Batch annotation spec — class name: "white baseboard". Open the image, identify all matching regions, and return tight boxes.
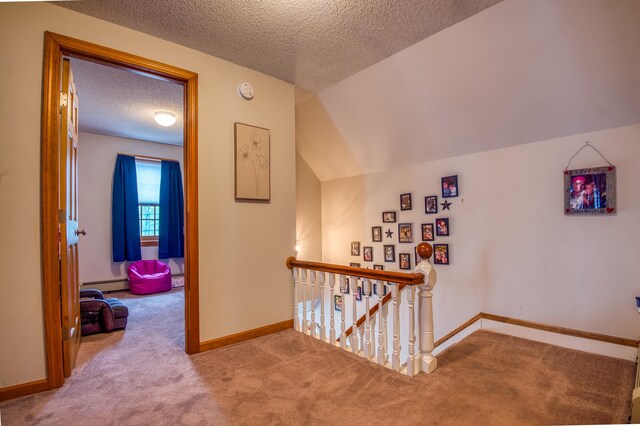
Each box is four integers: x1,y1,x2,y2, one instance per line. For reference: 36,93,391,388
480,318,638,361
434,321,482,356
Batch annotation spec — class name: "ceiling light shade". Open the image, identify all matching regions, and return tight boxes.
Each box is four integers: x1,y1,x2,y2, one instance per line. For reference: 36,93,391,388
154,111,176,127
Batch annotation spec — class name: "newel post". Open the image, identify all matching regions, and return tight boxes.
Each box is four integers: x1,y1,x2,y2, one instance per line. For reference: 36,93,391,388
414,243,438,374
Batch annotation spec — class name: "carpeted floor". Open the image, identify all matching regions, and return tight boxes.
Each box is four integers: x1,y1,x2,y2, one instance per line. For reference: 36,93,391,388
0,288,634,425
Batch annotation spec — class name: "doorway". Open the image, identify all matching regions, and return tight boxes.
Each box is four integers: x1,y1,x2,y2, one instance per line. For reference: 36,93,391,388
41,32,200,389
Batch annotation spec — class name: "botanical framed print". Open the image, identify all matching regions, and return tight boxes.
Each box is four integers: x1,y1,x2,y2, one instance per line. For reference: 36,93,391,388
234,122,270,201
398,223,413,243
436,218,449,236
441,175,458,198
373,264,384,271
372,226,382,242
334,295,343,311
349,262,361,268
351,241,361,256
421,223,434,241
400,193,412,211
433,244,449,265
564,166,616,215
382,211,397,223
363,246,373,262
384,245,395,262
425,196,438,214
399,253,411,270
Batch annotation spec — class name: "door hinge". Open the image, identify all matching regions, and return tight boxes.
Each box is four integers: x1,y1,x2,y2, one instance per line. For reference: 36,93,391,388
58,209,65,224
60,92,68,108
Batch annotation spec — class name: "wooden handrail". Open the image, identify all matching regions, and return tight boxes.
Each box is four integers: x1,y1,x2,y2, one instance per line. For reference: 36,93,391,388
285,257,425,286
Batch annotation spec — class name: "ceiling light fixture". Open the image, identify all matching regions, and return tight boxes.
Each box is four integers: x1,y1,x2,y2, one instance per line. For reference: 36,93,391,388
154,111,176,127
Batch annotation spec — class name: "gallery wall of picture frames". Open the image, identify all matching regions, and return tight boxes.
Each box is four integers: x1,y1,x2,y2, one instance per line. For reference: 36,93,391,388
349,174,458,269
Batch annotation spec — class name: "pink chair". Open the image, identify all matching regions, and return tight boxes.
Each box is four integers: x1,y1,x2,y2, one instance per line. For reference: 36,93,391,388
128,260,172,295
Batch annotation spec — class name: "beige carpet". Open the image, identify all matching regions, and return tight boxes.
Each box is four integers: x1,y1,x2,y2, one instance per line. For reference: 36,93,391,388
0,289,634,425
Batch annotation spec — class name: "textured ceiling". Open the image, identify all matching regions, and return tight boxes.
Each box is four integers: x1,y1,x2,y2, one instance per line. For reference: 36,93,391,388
56,0,502,102
297,0,640,181
70,58,184,145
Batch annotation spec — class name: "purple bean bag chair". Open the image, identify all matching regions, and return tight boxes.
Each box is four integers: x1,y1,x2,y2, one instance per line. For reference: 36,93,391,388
128,260,172,295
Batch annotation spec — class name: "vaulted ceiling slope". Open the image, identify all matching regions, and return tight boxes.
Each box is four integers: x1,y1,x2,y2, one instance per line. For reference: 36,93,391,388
296,0,640,181
56,0,501,102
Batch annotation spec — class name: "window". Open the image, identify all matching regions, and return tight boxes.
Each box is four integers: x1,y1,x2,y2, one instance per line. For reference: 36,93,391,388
136,160,161,245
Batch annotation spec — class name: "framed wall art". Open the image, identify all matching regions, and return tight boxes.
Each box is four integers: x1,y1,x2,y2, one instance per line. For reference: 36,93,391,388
400,193,412,211
351,241,361,256
372,226,382,242
355,285,363,301
373,264,384,271
425,195,438,214
441,175,458,198
334,295,343,311
434,244,449,265
384,245,395,262
382,211,397,223
363,246,373,262
373,283,388,296
436,218,449,236
399,253,411,270
398,223,413,243
421,223,434,241
349,262,361,268
234,122,270,201
564,166,616,215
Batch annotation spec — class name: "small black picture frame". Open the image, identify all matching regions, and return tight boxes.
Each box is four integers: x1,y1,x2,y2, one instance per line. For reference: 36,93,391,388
372,226,382,242
398,223,413,243
421,223,434,241
425,196,438,214
363,246,373,262
355,285,363,301
343,277,351,294
373,264,384,271
400,193,412,211
351,241,360,256
349,262,361,268
373,283,388,296
441,175,458,198
382,211,397,223
399,253,411,270
435,218,449,236
433,244,449,265
334,295,343,311
383,245,395,262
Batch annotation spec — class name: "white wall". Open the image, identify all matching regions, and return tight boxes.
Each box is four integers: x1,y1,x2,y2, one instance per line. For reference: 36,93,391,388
295,152,322,261
0,3,295,387
321,124,640,342
78,132,184,284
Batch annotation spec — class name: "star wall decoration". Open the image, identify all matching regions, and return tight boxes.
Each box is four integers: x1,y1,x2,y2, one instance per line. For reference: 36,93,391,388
385,229,394,238
440,200,452,211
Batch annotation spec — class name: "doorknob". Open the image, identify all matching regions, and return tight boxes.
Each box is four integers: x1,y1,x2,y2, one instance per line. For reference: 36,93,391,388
75,228,87,236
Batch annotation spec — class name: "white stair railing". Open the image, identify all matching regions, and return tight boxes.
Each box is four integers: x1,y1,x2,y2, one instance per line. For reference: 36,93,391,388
285,243,438,377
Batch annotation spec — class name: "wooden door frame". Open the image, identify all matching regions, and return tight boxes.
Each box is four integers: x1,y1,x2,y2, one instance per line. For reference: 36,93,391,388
41,31,200,389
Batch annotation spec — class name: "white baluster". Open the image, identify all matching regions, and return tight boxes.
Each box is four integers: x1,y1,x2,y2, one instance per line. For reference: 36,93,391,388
301,269,308,333
382,297,389,365
329,273,336,343
319,272,326,342
407,285,417,376
368,311,377,360
350,276,358,354
339,275,347,350
292,268,300,331
392,283,402,371
310,270,316,338
377,281,386,365
363,278,371,359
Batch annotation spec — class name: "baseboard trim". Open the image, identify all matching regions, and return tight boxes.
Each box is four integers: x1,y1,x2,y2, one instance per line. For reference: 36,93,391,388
435,312,639,358
0,379,49,402
480,312,638,347
199,319,294,352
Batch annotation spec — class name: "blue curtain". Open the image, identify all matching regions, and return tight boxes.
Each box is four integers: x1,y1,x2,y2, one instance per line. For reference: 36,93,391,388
159,160,184,259
112,154,142,262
